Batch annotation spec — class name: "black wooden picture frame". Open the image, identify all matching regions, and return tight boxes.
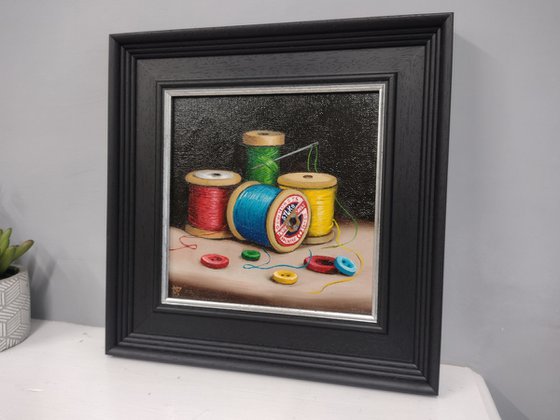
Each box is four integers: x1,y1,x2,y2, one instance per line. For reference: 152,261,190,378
106,13,453,395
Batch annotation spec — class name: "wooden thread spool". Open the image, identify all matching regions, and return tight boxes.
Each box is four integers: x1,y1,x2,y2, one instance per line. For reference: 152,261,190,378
277,172,338,245
226,181,310,253
243,130,285,185
184,170,242,239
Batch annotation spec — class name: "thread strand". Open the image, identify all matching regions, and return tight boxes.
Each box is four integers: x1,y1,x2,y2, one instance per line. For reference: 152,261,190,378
310,220,363,294
169,236,198,251
242,248,312,270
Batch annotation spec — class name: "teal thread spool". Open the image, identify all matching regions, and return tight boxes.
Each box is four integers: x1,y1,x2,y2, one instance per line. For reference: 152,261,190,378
243,130,285,185
226,181,310,253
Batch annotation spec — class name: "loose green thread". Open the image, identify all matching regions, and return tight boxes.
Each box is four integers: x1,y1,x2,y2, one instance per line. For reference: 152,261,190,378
242,247,312,270
306,144,359,247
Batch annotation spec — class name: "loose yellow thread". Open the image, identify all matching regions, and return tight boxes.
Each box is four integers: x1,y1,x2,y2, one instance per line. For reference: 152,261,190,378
309,219,364,294
304,143,364,293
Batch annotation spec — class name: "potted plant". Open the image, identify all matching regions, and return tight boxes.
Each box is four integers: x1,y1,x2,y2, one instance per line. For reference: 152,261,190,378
0,228,33,351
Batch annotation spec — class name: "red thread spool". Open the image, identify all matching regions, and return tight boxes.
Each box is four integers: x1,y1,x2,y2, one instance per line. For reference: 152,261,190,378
184,170,242,239
188,185,230,231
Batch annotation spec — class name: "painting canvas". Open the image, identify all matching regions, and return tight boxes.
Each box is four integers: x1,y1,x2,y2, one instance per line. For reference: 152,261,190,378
162,83,384,322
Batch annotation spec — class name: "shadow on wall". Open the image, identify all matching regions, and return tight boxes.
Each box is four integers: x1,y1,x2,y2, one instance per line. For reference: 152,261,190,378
0,188,56,319
26,247,57,319
486,382,530,420
442,34,515,419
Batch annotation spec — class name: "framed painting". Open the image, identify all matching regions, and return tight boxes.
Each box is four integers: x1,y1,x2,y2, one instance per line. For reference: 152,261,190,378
106,13,453,394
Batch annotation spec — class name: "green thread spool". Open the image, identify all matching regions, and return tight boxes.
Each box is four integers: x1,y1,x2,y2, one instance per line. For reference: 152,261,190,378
243,130,285,185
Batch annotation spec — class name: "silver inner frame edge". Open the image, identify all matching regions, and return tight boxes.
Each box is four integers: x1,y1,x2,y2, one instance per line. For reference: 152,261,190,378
161,83,386,324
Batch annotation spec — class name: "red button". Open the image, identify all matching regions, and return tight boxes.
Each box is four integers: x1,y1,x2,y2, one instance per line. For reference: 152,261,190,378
304,256,338,274
200,254,229,269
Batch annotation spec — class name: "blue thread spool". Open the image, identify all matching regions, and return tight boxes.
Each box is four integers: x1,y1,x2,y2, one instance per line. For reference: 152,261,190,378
226,181,311,253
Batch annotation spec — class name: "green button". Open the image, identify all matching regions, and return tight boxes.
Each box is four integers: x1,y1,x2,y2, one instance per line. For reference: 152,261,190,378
241,249,261,261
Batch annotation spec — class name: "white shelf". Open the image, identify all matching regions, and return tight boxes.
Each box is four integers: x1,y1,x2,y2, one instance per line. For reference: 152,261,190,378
0,320,500,420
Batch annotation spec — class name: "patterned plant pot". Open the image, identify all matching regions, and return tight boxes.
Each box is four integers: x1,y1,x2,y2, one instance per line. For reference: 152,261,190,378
0,266,31,351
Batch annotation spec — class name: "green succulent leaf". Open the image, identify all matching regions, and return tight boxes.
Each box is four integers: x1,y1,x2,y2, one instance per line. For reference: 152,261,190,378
0,246,16,274
0,236,9,258
14,240,34,260
0,228,12,243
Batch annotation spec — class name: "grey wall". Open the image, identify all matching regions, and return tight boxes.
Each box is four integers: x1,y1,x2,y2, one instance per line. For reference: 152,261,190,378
1,1,558,419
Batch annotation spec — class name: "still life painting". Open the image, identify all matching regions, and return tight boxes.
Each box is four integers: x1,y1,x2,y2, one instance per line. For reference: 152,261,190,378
163,83,385,322
108,13,453,393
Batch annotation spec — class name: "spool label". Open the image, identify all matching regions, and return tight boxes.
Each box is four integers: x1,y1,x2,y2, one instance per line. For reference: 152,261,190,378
273,194,309,246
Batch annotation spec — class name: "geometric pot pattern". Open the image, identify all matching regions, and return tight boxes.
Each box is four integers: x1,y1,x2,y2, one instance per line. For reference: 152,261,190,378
0,267,30,352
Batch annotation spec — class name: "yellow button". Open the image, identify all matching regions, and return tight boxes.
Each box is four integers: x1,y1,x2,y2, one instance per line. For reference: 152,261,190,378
272,270,298,285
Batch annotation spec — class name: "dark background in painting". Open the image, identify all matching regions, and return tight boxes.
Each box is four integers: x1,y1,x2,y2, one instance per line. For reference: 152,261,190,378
170,92,379,228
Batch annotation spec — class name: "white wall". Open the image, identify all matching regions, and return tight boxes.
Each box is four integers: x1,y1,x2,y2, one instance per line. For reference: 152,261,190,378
1,1,559,419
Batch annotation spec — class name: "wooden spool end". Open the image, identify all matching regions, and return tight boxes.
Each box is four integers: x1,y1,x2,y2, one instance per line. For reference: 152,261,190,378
277,172,338,189
184,224,233,239
266,188,310,253
243,130,285,146
185,170,242,187
303,230,335,245
278,172,337,244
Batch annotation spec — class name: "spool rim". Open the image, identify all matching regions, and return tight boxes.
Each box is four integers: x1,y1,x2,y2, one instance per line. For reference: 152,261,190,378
266,188,310,253
185,170,242,187
277,172,337,189
226,181,260,241
184,224,233,240
243,130,285,146
303,230,335,245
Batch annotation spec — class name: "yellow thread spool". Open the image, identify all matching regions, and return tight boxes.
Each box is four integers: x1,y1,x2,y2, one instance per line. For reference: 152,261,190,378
277,172,337,245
